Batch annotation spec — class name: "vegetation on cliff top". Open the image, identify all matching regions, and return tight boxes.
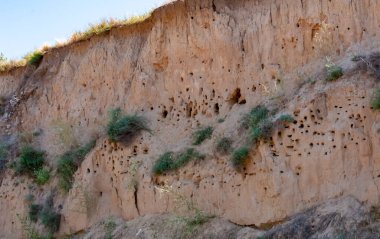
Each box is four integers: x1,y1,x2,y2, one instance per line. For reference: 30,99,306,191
0,12,152,73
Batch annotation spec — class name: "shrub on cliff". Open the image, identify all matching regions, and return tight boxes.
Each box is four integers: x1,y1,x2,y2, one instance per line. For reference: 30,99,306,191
192,126,213,145
24,49,45,66
371,89,380,110
243,106,273,143
0,142,8,171
57,140,96,192
28,203,42,222
153,148,205,175
231,147,250,171
17,146,45,176
107,108,149,143
325,61,343,81
34,168,51,185
216,137,233,155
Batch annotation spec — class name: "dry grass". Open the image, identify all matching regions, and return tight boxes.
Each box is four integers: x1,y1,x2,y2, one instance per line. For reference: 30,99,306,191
0,12,152,73
69,13,151,43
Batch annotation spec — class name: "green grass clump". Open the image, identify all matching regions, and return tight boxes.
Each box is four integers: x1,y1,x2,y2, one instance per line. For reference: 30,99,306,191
278,114,294,123
27,196,61,233
243,105,269,127
57,140,96,192
243,106,273,143
0,142,8,170
371,89,380,110
107,108,149,143
34,168,51,185
39,207,60,233
216,137,233,155
0,96,6,115
24,50,44,66
325,63,343,81
104,218,117,239
192,126,213,145
18,146,45,176
231,147,250,170
152,152,174,175
153,149,205,175
28,204,42,222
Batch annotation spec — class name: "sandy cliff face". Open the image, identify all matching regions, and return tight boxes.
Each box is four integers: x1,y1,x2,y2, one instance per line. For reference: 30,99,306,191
0,0,380,238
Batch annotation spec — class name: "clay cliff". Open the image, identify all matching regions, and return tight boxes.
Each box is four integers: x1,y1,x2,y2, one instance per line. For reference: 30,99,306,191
1,0,380,238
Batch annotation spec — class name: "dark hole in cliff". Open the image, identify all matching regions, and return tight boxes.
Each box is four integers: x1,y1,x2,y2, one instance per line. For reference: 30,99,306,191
214,103,219,114
229,88,241,104
239,99,246,105
162,110,168,118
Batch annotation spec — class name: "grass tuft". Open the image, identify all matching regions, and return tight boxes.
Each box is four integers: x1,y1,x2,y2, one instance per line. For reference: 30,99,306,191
325,61,343,81
57,140,96,192
34,168,51,185
24,50,44,66
28,204,42,222
69,13,151,43
243,106,273,143
39,208,60,233
231,147,250,171
216,137,233,155
0,12,152,73
371,88,380,110
192,126,213,145
104,218,117,239
17,146,45,176
278,114,294,123
107,108,149,143
153,148,205,175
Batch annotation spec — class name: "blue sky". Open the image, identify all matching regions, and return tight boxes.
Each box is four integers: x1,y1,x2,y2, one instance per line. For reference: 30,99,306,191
0,0,167,60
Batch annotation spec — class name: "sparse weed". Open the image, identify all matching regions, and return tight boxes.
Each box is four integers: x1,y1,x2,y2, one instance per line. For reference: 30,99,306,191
107,108,149,143
231,147,250,171
0,96,6,115
0,142,8,170
156,184,213,239
52,121,77,150
104,218,117,239
215,137,233,155
18,213,53,239
39,195,61,233
192,126,213,145
57,140,96,191
371,88,380,110
353,52,380,81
